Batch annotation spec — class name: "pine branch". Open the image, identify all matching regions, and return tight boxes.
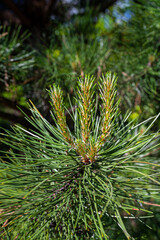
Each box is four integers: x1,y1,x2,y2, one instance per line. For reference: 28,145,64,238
0,72,159,240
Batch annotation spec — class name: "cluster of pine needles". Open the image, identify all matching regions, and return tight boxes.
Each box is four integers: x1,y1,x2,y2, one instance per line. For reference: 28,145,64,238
0,72,160,239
